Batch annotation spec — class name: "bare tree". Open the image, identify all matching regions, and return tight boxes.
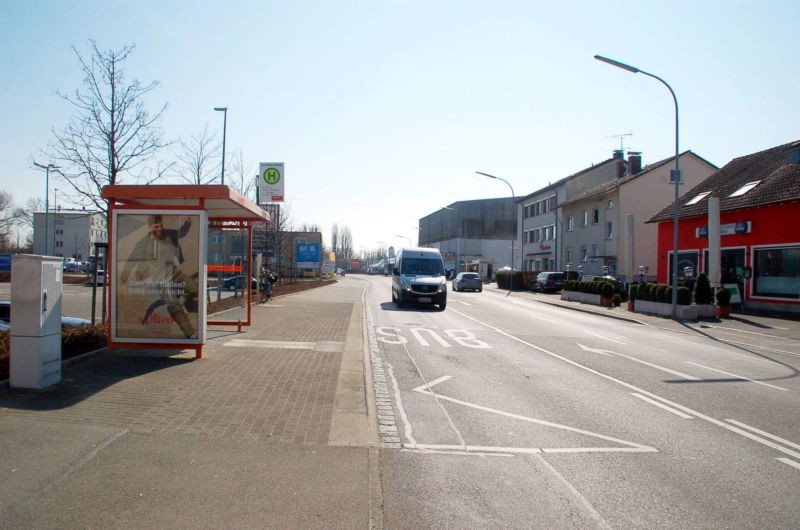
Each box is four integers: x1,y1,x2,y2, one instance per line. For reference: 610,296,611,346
297,223,321,233
172,125,219,185
0,191,28,250
339,225,353,267
228,149,256,201
41,40,168,214
330,223,339,257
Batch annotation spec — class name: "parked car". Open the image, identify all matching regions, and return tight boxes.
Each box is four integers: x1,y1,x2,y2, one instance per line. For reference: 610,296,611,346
0,300,92,329
532,271,565,293
452,272,483,292
222,275,258,291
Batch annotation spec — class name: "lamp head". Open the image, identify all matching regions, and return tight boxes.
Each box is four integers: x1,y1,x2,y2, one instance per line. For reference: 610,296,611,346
214,107,228,112
594,55,639,74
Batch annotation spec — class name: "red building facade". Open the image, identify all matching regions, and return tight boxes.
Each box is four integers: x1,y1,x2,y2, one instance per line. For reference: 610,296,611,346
649,140,800,313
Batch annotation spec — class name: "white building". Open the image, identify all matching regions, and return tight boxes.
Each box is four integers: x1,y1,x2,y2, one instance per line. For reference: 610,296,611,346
33,210,107,262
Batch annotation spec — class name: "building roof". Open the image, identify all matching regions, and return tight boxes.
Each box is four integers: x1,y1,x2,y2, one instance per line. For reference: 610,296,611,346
647,140,800,223
559,151,717,208
516,156,621,203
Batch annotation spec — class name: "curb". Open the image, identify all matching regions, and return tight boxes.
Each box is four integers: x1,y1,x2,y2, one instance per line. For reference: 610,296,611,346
535,299,647,325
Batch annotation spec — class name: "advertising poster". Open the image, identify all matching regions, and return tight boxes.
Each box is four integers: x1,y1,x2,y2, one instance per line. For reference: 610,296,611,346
296,242,321,269
112,210,207,343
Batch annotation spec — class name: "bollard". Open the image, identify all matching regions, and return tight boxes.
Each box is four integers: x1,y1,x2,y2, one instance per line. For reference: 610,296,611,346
237,319,242,333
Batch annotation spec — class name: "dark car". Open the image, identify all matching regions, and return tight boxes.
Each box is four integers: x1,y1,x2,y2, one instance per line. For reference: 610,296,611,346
533,271,565,293
452,272,483,292
222,275,258,291
0,300,92,329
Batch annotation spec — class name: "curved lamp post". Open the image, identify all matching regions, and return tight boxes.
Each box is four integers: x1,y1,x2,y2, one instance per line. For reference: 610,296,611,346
476,171,516,294
594,54,680,319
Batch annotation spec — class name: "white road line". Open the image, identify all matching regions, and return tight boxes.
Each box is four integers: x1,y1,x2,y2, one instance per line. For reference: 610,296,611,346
707,324,789,333
415,389,655,452
406,443,655,455
687,362,790,391
386,361,417,446
631,393,694,419
776,458,800,471
582,328,627,345
412,375,452,393
450,307,800,461
725,420,800,451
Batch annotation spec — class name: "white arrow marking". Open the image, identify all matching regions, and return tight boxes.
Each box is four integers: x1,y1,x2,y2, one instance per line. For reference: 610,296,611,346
577,343,613,356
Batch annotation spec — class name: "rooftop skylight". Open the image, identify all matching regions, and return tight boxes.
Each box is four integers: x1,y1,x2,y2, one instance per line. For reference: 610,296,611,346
686,191,711,205
729,180,762,197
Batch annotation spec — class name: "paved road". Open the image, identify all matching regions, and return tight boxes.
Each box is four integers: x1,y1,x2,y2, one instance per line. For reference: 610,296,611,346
356,275,800,529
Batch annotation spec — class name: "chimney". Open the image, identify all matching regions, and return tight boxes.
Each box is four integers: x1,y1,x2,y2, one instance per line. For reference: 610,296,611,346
627,151,642,174
616,158,626,179
612,149,624,160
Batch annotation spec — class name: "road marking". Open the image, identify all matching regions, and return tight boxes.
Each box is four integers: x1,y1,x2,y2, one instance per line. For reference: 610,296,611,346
776,458,800,471
402,447,515,457
724,420,800,451
413,375,452,393
405,444,655,455
450,307,800,461
577,343,702,381
413,387,656,452
630,393,693,419
386,361,417,446
576,343,612,356
707,324,789,333
687,362,790,391
582,328,626,345
410,328,451,347
452,300,472,306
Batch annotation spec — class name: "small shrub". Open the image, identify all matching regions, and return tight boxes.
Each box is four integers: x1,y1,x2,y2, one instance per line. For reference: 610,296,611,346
655,284,668,303
694,273,713,304
601,282,614,299
612,293,621,306
677,286,691,305
628,283,638,302
664,285,673,304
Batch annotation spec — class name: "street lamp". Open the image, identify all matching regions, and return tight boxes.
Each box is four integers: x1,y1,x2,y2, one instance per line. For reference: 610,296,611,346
394,234,412,247
594,54,681,319
33,162,60,256
214,107,228,185
476,171,516,294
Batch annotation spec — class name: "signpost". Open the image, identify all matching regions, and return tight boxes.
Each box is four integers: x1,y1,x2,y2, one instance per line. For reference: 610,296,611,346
258,163,285,203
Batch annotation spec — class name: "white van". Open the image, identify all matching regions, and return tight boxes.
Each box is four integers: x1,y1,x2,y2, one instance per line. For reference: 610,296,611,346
391,247,447,310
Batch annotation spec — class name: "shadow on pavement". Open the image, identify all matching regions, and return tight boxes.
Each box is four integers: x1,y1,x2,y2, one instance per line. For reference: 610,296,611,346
0,349,194,412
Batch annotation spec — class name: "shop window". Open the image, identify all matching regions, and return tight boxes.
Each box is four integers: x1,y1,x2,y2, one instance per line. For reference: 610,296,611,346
753,246,800,299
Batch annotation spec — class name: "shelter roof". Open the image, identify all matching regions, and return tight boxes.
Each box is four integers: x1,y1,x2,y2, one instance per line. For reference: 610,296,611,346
101,185,269,221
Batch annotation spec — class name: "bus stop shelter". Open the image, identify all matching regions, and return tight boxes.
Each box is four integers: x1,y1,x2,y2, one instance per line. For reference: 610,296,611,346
101,185,270,358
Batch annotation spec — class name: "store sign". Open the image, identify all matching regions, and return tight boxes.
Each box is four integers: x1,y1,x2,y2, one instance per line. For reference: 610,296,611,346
696,221,751,238
258,162,285,203
111,210,207,344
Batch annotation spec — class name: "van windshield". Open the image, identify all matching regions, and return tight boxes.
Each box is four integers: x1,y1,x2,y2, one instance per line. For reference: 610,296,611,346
401,258,444,276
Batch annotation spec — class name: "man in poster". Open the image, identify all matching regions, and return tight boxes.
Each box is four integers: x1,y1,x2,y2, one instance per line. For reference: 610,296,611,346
116,213,200,340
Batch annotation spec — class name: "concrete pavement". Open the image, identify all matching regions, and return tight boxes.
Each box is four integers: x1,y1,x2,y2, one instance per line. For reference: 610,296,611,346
1,280,381,529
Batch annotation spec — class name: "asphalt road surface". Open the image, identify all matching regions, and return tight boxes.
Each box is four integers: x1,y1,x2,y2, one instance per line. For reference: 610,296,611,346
353,275,800,529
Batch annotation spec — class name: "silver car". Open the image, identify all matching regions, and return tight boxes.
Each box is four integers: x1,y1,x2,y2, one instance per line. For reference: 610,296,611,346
452,272,482,292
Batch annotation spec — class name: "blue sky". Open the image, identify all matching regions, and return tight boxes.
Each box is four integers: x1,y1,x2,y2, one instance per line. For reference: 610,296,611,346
2,1,798,252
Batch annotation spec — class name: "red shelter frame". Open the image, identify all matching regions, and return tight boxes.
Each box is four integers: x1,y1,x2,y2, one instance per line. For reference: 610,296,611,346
101,185,270,358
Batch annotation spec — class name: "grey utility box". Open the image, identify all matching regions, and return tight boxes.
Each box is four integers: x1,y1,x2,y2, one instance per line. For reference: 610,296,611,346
11,254,64,389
